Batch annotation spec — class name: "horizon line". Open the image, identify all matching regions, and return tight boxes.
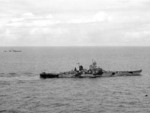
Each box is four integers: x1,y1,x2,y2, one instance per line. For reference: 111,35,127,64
0,45,150,47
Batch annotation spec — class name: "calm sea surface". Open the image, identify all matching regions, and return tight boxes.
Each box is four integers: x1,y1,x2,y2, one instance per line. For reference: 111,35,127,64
0,46,150,113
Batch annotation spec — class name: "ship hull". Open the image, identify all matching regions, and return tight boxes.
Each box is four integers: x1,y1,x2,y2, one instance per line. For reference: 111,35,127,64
40,70,142,79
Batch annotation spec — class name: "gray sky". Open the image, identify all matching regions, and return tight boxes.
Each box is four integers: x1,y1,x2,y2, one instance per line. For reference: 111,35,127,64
0,0,150,46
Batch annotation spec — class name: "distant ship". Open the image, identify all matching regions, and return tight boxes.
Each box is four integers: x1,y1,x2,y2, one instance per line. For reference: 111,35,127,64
40,61,142,79
4,50,22,52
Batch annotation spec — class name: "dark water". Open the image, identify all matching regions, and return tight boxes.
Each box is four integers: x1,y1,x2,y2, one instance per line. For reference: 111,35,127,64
0,47,150,113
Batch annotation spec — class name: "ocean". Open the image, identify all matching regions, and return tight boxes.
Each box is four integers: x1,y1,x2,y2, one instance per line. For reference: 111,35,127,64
0,46,150,113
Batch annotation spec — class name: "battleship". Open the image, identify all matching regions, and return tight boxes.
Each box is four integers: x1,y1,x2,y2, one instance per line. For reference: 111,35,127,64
40,61,142,79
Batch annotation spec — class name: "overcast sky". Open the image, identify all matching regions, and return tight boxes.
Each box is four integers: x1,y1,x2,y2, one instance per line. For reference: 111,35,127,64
0,0,150,46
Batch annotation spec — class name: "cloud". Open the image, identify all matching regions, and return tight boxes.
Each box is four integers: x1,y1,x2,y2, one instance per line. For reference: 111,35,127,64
5,12,57,27
124,30,150,42
1,10,150,46
1,0,150,46
3,11,110,29
67,11,111,24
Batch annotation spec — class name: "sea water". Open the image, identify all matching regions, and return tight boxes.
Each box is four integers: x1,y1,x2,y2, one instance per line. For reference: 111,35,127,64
0,46,150,113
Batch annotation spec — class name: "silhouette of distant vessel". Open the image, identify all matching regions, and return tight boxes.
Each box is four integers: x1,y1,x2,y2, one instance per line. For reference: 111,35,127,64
40,61,142,79
4,50,22,52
